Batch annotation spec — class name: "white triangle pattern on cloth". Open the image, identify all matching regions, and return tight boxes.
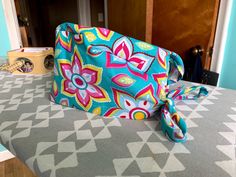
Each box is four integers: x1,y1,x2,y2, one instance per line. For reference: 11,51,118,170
215,101,236,177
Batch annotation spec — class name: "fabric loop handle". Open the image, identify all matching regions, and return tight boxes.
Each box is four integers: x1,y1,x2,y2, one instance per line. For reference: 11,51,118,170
160,98,187,142
167,85,208,100
160,86,208,142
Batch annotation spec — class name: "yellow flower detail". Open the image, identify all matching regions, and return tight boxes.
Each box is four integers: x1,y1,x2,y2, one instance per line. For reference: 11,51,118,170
85,32,97,42
93,107,101,115
136,42,153,50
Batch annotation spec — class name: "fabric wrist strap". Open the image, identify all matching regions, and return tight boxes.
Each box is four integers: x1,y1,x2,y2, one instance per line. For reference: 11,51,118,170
160,86,208,142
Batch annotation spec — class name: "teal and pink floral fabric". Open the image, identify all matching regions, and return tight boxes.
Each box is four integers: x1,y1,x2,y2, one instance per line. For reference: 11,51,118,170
50,23,207,142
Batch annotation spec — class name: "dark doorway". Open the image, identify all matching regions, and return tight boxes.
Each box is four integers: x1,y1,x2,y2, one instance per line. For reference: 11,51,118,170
15,0,79,47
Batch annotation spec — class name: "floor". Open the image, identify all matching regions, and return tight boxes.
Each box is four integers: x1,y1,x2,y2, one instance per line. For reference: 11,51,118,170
0,158,36,177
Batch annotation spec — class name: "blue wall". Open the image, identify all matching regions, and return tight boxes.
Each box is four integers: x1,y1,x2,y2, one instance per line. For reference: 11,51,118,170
0,144,6,152
219,1,236,90
0,1,11,57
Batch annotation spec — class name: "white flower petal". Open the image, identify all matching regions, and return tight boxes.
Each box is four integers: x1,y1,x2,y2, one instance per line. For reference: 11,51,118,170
82,73,92,83
79,89,88,99
73,62,80,74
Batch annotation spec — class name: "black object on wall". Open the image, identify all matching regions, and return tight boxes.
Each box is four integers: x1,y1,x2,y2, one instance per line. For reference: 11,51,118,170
184,45,204,83
201,70,219,86
184,45,219,86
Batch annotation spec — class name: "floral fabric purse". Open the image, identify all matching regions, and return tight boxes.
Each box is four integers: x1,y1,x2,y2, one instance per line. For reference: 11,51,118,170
50,23,208,142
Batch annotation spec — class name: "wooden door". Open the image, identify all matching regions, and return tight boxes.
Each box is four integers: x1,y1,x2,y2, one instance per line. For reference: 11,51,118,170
107,0,153,42
107,0,219,69
152,0,220,69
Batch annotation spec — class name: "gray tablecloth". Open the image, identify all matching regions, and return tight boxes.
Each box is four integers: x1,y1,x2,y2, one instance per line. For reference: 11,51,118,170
0,72,235,177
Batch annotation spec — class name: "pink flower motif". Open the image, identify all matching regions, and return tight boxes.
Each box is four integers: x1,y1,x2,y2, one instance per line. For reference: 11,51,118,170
105,85,158,120
59,50,110,110
96,27,114,41
87,36,155,80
